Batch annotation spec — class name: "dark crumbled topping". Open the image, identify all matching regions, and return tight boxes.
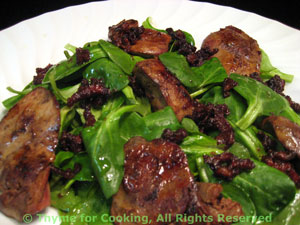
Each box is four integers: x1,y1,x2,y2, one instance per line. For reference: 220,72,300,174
166,28,218,67
266,75,285,94
192,101,234,148
83,106,96,127
204,152,255,180
186,47,218,67
76,48,90,65
258,131,300,188
50,163,81,180
161,128,188,144
33,64,53,85
223,78,238,98
257,131,277,151
285,95,300,113
249,72,264,83
109,19,145,50
262,151,300,188
67,78,110,108
60,131,84,153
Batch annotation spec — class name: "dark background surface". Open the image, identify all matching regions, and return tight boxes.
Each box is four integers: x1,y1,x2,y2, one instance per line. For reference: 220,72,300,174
0,0,299,31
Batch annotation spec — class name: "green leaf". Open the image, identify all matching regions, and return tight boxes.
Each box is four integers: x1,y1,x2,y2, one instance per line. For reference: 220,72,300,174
142,17,195,46
82,98,150,198
99,40,135,75
43,44,107,83
83,58,129,91
180,134,223,155
260,190,300,225
143,106,181,140
159,52,201,89
230,73,300,130
181,117,200,134
260,49,294,83
231,160,296,217
142,17,166,33
191,57,227,89
200,86,265,159
51,182,112,225
222,183,256,225
159,54,227,91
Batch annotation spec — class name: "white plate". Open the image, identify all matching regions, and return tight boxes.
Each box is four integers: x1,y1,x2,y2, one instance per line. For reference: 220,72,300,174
0,0,299,224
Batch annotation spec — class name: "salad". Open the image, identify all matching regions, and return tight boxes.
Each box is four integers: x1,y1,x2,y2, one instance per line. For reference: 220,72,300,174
0,16,299,225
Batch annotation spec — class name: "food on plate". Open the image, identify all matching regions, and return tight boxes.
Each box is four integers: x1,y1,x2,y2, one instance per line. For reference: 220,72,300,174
111,136,243,225
1,16,300,225
0,87,60,221
202,25,261,75
133,59,195,121
109,19,171,57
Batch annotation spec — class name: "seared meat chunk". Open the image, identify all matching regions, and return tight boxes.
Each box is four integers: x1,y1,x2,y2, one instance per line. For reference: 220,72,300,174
109,19,171,57
111,137,244,225
183,182,244,225
133,59,194,121
0,87,60,221
262,116,300,159
202,26,261,75
111,137,195,225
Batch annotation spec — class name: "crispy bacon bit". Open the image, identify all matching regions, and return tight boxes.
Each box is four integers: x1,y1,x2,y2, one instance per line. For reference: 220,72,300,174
33,64,53,85
76,48,90,65
249,72,263,83
285,95,300,113
109,19,145,50
204,152,255,180
50,163,81,180
161,128,188,144
83,106,96,127
186,47,219,67
266,75,285,94
67,78,110,108
192,101,234,148
223,78,238,98
166,28,218,67
59,131,84,153
257,131,277,151
262,151,300,188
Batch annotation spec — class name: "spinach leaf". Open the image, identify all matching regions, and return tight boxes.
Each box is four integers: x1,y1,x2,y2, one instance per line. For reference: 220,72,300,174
159,53,227,91
159,52,200,89
3,83,49,109
230,73,300,130
228,142,251,159
83,58,129,91
51,182,112,225
200,86,265,159
181,117,200,134
191,57,227,89
142,17,166,33
200,86,246,123
99,40,135,75
231,160,296,217
260,190,300,225
43,44,107,83
82,98,150,198
260,49,294,83
143,106,181,140
180,134,223,156
222,183,256,225
142,17,195,46
119,107,181,141
54,151,94,182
